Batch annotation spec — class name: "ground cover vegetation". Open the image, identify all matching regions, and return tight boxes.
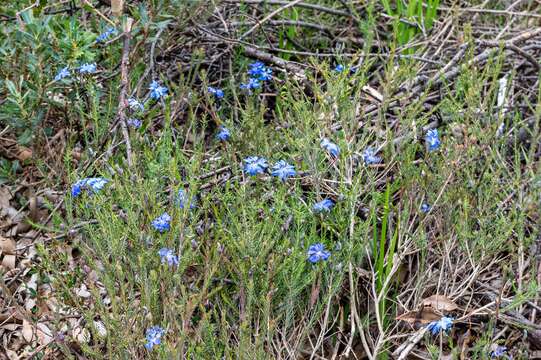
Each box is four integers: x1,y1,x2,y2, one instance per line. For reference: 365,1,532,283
0,0,540,359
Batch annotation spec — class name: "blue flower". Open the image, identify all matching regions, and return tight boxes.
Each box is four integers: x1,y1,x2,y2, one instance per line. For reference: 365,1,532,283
158,248,179,266
362,147,382,165
149,80,168,100
248,61,272,81
426,316,453,335
54,66,70,81
71,177,109,197
176,189,196,209
490,345,508,358
127,118,142,128
152,212,171,233
307,243,331,263
334,64,345,72
78,63,97,74
144,326,165,350
208,86,224,99
243,156,268,176
96,27,117,43
271,160,296,181
321,138,340,157
421,203,431,213
313,199,334,213
425,129,441,152
240,78,261,91
128,97,144,112
216,126,230,141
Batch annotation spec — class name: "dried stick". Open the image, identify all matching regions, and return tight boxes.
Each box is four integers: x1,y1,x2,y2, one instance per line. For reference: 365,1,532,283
118,18,134,167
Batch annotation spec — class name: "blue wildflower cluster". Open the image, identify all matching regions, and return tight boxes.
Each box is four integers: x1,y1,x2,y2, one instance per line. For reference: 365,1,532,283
144,326,165,350
271,160,296,181
420,203,431,213
152,212,171,233
216,126,231,141
313,199,334,213
426,316,453,335
425,129,441,152
96,27,117,43
240,61,272,91
490,345,508,359
321,138,340,157
177,189,196,209
127,118,142,129
71,177,109,197
243,156,269,176
362,146,382,165
79,63,97,74
128,97,144,112
149,80,168,100
208,86,224,99
158,248,179,266
307,243,331,263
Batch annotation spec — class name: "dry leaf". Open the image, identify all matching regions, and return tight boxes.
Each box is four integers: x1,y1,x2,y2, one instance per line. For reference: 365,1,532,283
16,147,32,161
22,319,34,343
0,236,16,254
422,294,458,312
36,323,54,345
1,254,16,269
396,306,442,325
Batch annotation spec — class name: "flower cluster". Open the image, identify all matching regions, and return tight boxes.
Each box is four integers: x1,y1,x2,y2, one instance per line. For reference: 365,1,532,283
71,177,109,197
208,86,224,99
362,147,382,165
426,316,453,335
127,118,142,128
144,326,165,350
96,27,117,43
425,129,441,152
307,243,331,263
152,212,171,233
490,345,508,358
216,126,230,141
243,156,269,176
177,189,196,209
271,160,296,181
149,80,168,100
240,61,272,91
313,199,334,213
158,248,179,266
79,63,97,74
420,203,431,213
128,97,144,112
321,138,340,157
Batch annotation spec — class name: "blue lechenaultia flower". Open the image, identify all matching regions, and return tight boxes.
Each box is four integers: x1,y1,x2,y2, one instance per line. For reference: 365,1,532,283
240,78,261,91
158,248,179,266
271,160,296,181
243,156,268,176
149,80,168,100
420,203,431,213
426,316,453,335
216,126,230,141
334,64,345,72
78,63,97,74
362,147,382,165
307,243,331,263
176,189,196,209
425,129,441,152
144,326,165,350
54,66,70,81
320,138,340,157
490,345,508,358
71,177,109,197
127,118,142,128
96,27,117,43
248,61,272,81
207,86,224,99
128,97,144,112
151,212,171,233
313,199,335,213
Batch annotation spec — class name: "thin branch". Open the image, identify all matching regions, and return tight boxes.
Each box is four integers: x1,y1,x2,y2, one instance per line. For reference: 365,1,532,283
118,18,134,167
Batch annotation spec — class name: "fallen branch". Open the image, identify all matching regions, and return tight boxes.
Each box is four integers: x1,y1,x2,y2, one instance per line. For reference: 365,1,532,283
118,18,134,167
